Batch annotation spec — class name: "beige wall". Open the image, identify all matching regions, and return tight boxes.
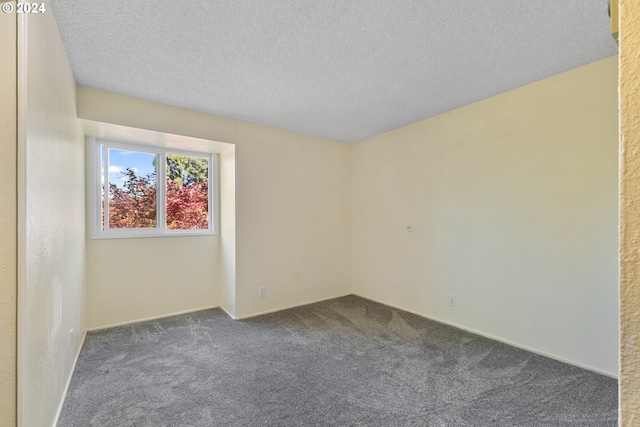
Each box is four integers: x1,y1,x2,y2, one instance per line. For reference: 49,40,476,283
77,87,352,321
80,124,226,328
0,6,17,427
352,56,619,376
17,3,86,426
619,0,640,423
87,236,219,329
232,124,352,317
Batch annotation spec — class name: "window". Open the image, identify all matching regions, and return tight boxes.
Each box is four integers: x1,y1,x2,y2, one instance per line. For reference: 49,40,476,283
91,138,216,238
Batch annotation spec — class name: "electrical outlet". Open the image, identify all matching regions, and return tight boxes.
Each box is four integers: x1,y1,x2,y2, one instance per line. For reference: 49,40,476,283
259,287,266,298
448,295,456,307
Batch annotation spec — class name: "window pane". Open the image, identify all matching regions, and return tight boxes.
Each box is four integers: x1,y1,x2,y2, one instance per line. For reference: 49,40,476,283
107,149,157,229
165,154,209,230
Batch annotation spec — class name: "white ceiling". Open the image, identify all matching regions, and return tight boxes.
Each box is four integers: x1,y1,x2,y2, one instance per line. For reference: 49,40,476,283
51,1,618,143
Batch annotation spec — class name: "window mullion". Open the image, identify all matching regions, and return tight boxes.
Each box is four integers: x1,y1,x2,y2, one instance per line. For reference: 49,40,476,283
157,153,166,230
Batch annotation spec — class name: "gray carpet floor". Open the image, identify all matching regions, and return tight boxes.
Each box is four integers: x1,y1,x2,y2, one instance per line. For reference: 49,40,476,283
58,295,618,426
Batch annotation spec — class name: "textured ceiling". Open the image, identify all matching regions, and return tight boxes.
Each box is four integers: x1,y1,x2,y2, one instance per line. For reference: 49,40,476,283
51,1,618,143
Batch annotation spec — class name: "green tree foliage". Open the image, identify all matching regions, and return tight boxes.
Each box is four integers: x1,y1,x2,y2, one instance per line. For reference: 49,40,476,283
165,154,208,186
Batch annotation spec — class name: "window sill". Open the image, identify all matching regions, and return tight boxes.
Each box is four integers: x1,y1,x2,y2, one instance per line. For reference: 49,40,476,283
90,229,217,240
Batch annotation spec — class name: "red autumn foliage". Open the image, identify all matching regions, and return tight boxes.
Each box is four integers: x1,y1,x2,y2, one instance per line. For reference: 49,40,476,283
166,180,209,229
106,167,208,230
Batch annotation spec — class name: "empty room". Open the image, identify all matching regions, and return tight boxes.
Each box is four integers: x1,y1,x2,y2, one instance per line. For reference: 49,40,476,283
2,0,640,426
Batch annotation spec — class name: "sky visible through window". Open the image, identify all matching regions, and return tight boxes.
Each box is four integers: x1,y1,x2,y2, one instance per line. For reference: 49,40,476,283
103,148,156,188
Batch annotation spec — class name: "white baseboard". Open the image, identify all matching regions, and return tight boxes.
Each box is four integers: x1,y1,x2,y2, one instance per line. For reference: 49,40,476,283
232,293,352,320
51,329,87,427
87,305,219,332
85,293,617,379
219,305,235,319
352,293,618,379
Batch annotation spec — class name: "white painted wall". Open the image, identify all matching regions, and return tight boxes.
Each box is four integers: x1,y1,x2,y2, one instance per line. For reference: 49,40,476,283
0,7,17,427
77,87,352,322
352,56,619,376
17,4,87,426
219,145,237,317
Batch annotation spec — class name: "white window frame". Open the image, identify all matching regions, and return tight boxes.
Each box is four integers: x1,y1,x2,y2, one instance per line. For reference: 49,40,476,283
90,138,217,239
